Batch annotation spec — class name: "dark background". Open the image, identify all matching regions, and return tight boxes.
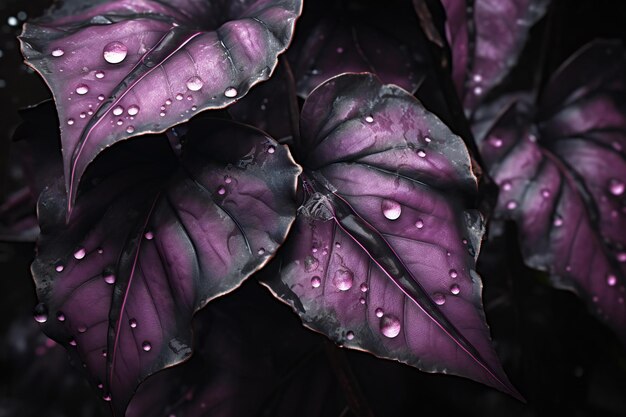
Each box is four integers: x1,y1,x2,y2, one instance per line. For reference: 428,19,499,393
1,0,626,416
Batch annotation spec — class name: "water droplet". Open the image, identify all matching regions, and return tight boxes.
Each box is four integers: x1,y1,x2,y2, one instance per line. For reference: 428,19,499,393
103,394,111,401
165,99,172,106
129,318,137,328
473,73,483,83
144,231,154,240
607,274,617,286
112,105,124,116
359,297,366,305
127,105,139,116
335,242,341,249
380,314,401,338
224,87,238,98
336,47,344,54
142,341,152,352
101,350,107,357
126,126,135,134
609,179,625,196
450,284,460,295
381,199,402,220
311,276,321,288
346,331,354,340
176,93,184,101
75,84,89,95
267,145,276,154
116,119,124,126
433,293,446,305
333,268,354,291
94,71,105,79
79,112,87,119
160,112,166,117
417,149,426,158
69,338,77,346
186,76,204,91
473,86,483,95
360,283,368,292
375,308,384,318
424,136,432,143
77,325,87,333
33,303,48,323
541,188,551,198
98,94,105,101
502,181,512,191
489,137,503,148
257,248,265,256
74,247,86,259
217,185,226,195
449,269,458,278
506,200,517,210
67,118,75,126
304,256,319,272
103,41,128,64
365,115,374,123
617,252,626,262
191,105,197,111
415,219,424,229
56,311,66,321
55,263,65,272
103,267,116,284
51,48,64,57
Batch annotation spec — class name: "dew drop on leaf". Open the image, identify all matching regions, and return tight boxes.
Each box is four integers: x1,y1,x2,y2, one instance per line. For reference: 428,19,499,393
142,341,152,352
103,41,128,64
333,268,354,291
224,87,238,98
56,311,66,321
433,293,446,305
380,314,401,338
112,105,123,116
129,318,137,328
144,231,154,240
375,308,384,318
311,276,321,288
450,284,460,295
127,105,139,116
415,219,424,229
33,302,48,323
609,179,625,196
449,269,458,278
95,71,105,79
73,247,86,259
51,48,64,57
365,115,374,123
75,84,89,95
346,331,355,340
186,76,204,91
381,199,402,220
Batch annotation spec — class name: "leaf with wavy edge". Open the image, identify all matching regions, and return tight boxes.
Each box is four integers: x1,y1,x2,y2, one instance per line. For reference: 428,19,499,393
31,116,300,415
478,40,626,342
19,0,302,216
263,73,522,399
440,0,549,114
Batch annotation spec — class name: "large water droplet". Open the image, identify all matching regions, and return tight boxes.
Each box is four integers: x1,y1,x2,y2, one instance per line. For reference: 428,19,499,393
33,303,48,323
127,105,139,116
450,284,460,295
74,247,86,259
224,87,238,98
186,76,204,91
607,274,617,286
112,105,124,116
333,268,354,291
433,293,446,305
381,199,402,220
380,314,401,338
375,308,384,318
51,48,64,57
304,256,319,272
311,276,321,288
103,41,128,64
609,179,625,196
75,84,89,95
142,341,152,352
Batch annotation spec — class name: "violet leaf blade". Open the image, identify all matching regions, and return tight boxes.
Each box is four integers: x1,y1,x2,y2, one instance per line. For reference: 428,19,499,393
31,118,301,415
264,73,522,399
479,40,626,342
19,0,302,214
440,0,549,114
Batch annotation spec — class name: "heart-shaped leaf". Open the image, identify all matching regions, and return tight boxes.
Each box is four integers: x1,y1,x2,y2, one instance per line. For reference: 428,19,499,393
478,40,626,342
31,116,300,415
440,0,549,113
263,73,522,399
19,0,302,214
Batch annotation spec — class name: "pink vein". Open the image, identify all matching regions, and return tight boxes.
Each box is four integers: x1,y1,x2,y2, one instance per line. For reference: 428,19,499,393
68,29,204,213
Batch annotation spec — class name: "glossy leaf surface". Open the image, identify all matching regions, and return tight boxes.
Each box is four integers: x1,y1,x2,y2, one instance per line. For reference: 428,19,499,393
31,117,300,415
441,0,549,113
19,0,302,213
479,41,626,342
264,73,521,398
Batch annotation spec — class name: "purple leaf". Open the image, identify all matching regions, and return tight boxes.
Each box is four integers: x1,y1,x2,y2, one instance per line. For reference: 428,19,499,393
478,40,626,342
293,18,424,97
31,117,300,415
263,73,522,399
440,0,549,113
19,0,302,214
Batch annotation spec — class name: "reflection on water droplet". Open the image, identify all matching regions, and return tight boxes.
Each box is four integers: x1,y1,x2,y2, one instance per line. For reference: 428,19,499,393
365,115,374,123
129,318,137,328
56,311,66,321
186,76,203,91
346,331,354,340
95,71,105,79
67,119,75,126
415,219,424,229
142,341,152,352
311,276,321,288
176,93,184,101
433,293,446,305
417,150,426,158
217,186,226,195
144,231,154,240
103,41,128,64
98,94,105,101
74,248,86,259
33,303,48,323
506,200,517,210
51,48,64,57
55,263,65,272
224,87,237,98
449,269,458,278
382,199,402,220
380,314,401,338
450,284,460,295
127,105,139,116
126,126,135,134
609,179,625,196
333,268,354,291
304,256,319,272
375,308,384,318
267,145,276,154
112,105,123,116
360,283,368,292
607,274,617,286
75,84,89,95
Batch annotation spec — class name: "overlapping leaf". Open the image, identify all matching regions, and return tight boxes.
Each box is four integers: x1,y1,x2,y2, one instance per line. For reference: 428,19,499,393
30,113,300,415
19,0,302,214
478,40,626,342
440,0,549,113
264,73,522,398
